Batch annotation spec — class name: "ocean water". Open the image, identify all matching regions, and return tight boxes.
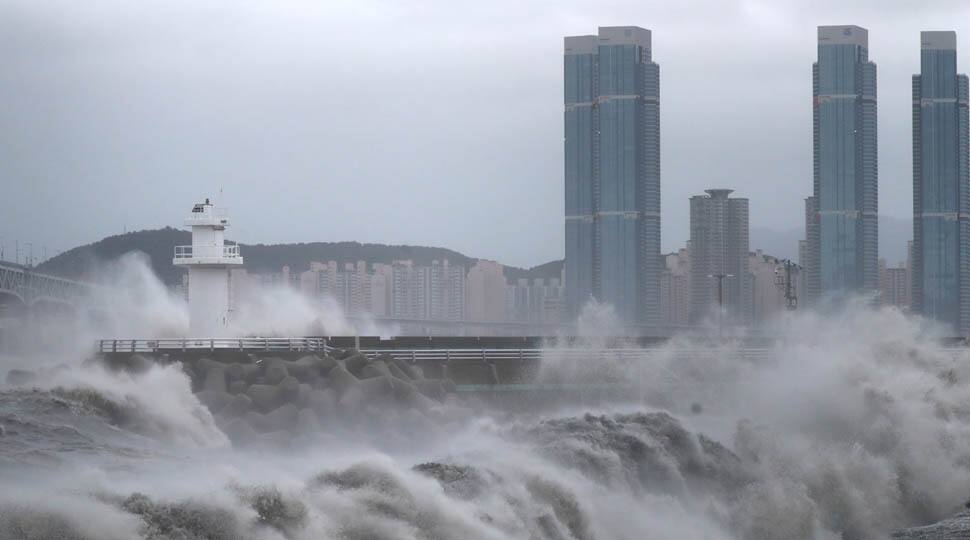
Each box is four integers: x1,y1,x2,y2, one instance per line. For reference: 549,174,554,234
2,301,970,540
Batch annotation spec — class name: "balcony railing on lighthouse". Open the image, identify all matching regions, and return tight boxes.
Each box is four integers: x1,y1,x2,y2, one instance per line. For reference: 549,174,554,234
173,245,241,260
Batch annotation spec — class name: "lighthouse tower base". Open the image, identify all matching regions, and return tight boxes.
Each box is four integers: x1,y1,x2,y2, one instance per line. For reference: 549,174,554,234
187,267,234,337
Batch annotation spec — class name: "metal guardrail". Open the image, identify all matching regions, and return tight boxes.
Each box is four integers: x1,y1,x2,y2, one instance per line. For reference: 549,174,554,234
97,341,780,363
361,348,544,362
358,347,778,363
98,343,969,367
173,245,240,260
98,338,330,353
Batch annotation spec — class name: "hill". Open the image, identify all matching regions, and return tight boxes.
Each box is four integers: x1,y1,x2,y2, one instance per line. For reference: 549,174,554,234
35,228,564,286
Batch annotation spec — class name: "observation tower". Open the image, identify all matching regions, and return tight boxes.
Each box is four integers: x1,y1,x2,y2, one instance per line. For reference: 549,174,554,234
173,199,243,336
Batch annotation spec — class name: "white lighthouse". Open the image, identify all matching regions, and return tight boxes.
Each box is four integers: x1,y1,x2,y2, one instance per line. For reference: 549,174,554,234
173,199,243,337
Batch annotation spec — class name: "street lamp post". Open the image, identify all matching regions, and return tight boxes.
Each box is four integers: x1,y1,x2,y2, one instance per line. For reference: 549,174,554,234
708,273,734,339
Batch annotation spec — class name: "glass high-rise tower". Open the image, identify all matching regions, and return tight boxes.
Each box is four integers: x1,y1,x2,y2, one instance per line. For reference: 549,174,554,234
810,25,878,302
564,26,660,327
912,31,970,335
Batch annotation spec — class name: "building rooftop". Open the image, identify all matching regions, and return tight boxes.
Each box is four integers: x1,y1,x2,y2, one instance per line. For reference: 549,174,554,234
564,35,597,55
818,25,868,47
598,26,651,47
704,189,735,199
922,30,957,50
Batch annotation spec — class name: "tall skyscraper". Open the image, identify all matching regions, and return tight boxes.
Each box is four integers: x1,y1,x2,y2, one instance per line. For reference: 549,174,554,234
688,189,750,326
803,196,820,306
810,25,878,302
912,31,970,335
564,26,661,327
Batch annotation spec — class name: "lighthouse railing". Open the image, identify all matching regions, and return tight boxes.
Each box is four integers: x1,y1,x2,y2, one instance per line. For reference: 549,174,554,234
98,337,331,354
174,245,241,260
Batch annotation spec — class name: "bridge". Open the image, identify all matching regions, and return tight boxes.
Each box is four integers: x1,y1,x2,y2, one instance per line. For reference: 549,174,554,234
0,261,92,323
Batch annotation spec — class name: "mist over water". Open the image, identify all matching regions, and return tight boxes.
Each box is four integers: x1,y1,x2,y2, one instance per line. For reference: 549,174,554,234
2,258,970,539
32,254,391,348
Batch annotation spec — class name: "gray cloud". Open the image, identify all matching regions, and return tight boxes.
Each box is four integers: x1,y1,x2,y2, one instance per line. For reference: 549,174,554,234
1,0,969,267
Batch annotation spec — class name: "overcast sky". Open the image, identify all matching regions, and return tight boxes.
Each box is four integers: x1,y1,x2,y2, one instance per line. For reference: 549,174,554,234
2,0,969,268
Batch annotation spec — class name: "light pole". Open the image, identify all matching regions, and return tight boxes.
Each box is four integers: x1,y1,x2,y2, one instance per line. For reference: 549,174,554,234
708,273,734,339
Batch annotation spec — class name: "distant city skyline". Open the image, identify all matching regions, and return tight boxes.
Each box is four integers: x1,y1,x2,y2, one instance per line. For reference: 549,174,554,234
224,257,567,327
2,2,970,268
